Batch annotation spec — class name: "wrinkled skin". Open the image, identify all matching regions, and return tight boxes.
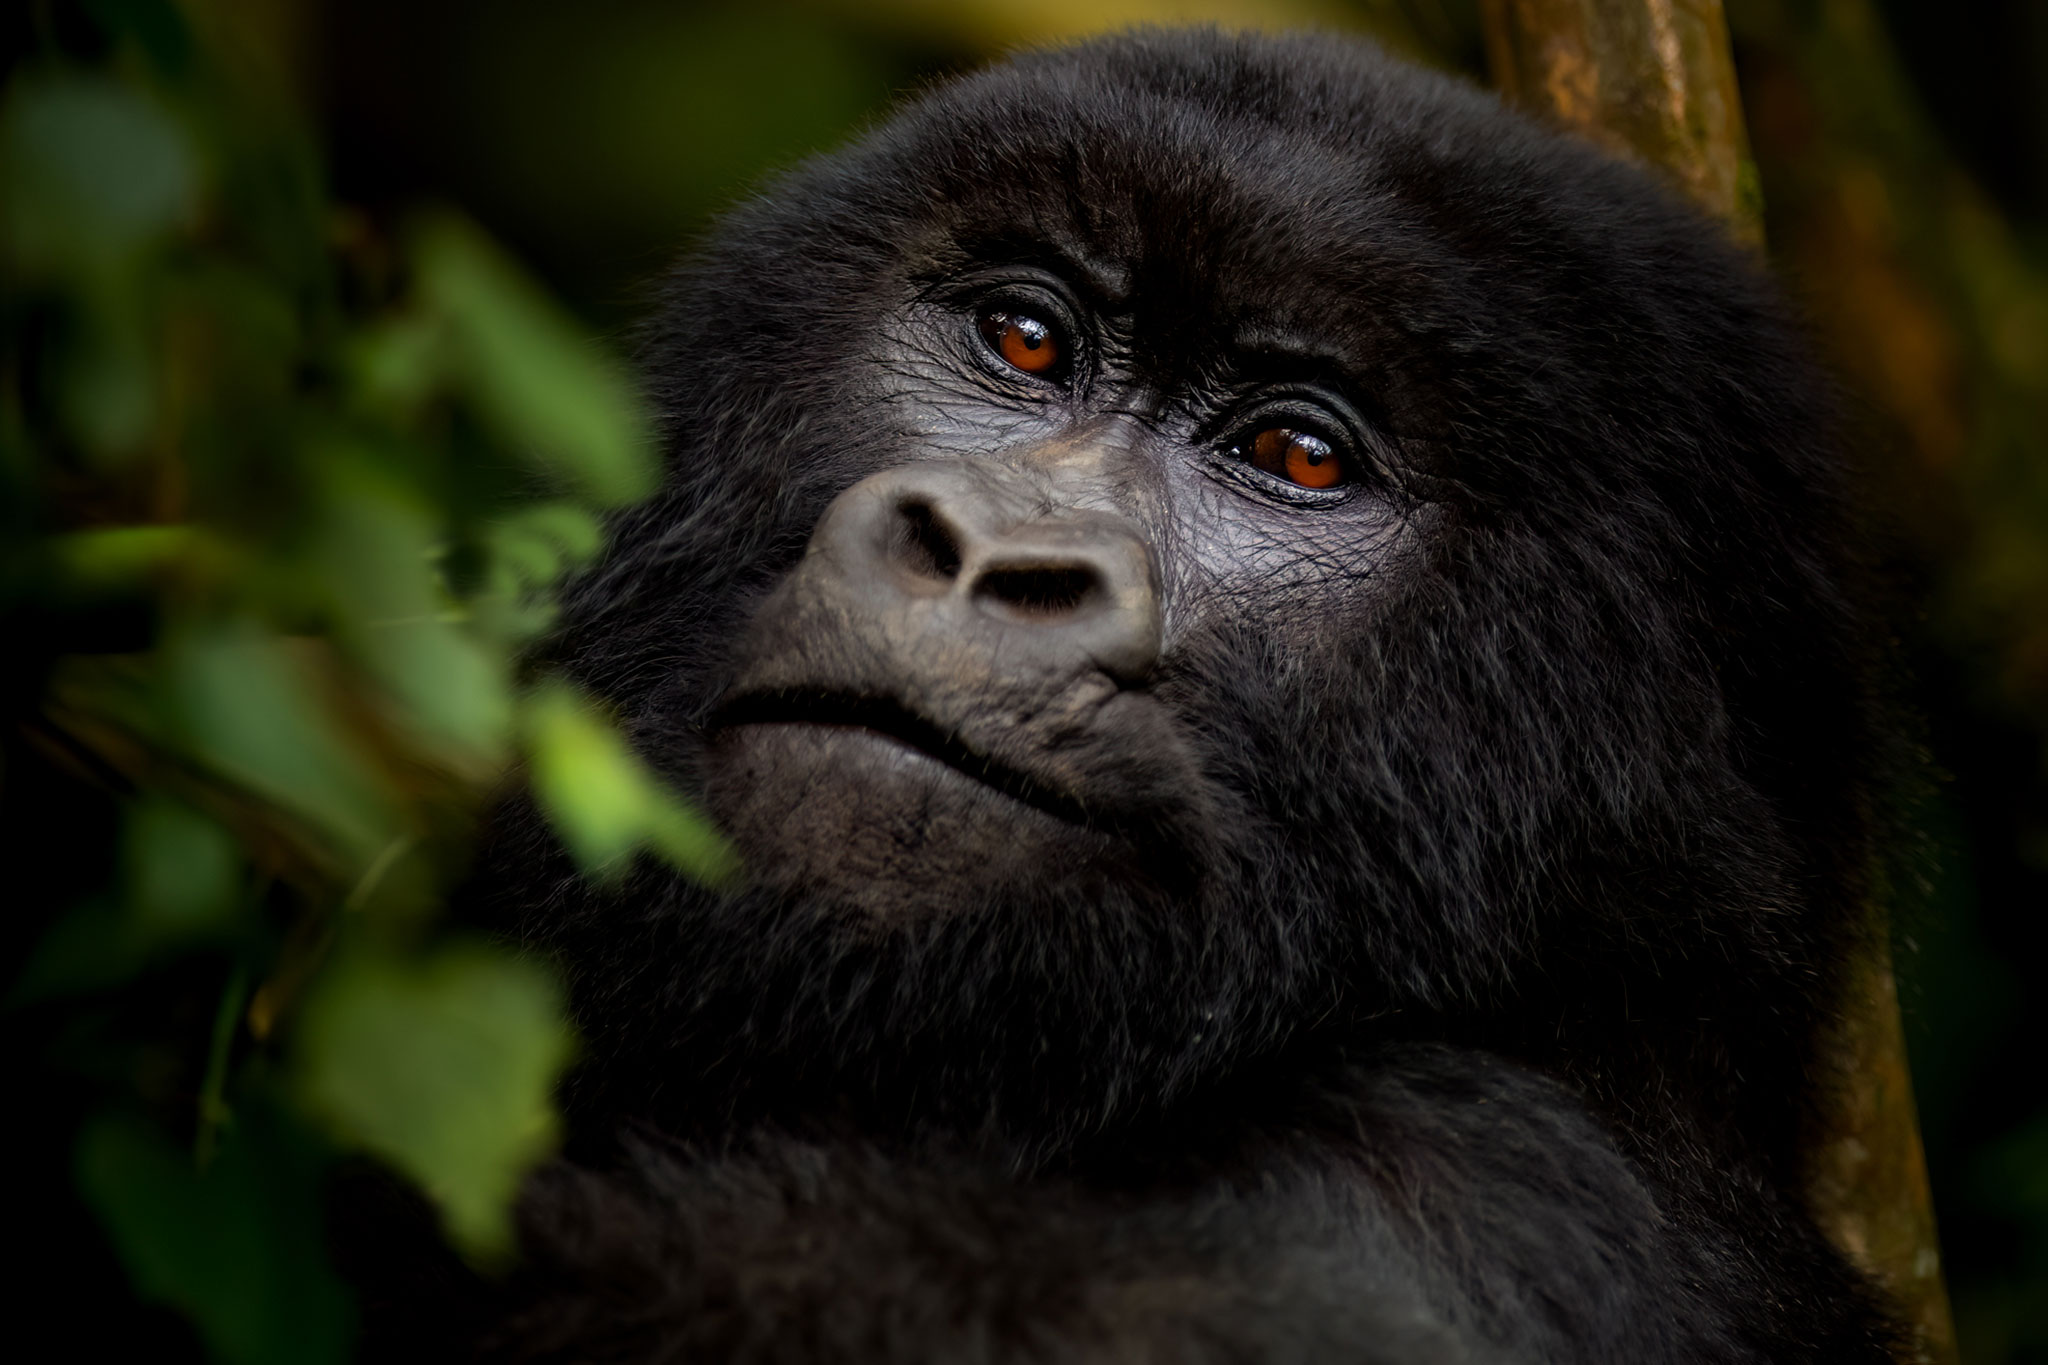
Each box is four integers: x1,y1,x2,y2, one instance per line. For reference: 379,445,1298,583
353,30,1908,1365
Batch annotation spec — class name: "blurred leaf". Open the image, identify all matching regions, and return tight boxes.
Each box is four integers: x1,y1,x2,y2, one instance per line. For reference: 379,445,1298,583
523,679,736,885
469,502,610,644
76,1111,353,1365
412,213,655,506
309,450,512,770
648,795,739,887
0,73,197,275
345,313,449,418
492,502,606,587
10,798,242,1004
293,942,574,1262
522,680,651,873
45,524,233,597
162,621,396,865
470,560,563,643
126,794,243,936
59,292,158,458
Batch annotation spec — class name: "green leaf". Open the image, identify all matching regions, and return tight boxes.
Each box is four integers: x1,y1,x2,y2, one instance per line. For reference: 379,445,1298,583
0,73,197,274
126,794,243,938
646,797,736,886
293,942,575,1262
507,502,606,565
162,620,396,865
345,313,450,418
523,679,736,885
10,798,243,1003
308,450,512,770
489,501,607,594
411,213,656,506
522,681,653,873
60,288,159,458
76,1111,353,1365
45,524,232,596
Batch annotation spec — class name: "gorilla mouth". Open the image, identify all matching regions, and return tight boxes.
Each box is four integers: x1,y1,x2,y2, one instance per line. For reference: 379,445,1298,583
709,689,1096,828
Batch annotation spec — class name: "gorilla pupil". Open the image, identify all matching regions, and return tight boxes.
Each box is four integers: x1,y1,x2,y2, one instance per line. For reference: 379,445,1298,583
981,311,1060,375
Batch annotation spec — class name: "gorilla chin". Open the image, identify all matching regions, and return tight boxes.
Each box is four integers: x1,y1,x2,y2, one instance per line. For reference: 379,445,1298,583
703,717,1130,922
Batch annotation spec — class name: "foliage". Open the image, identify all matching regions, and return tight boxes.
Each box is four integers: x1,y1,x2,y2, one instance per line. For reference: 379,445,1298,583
0,3,726,1358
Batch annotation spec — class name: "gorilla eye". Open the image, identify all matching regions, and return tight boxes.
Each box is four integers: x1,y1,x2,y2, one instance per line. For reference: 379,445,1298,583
979,310,1063,376
1250,427,1344,489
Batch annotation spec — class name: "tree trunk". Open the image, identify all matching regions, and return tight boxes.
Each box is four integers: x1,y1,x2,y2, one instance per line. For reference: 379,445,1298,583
1479,4,1958,1361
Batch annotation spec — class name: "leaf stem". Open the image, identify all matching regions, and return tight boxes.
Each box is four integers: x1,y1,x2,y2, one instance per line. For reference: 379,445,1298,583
196,959,250,1167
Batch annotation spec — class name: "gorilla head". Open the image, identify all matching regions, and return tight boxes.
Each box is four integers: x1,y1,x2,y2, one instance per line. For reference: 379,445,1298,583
496,30,1878,1178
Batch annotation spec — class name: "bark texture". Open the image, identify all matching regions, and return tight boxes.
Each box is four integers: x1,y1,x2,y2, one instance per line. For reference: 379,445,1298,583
1480,0,1762,241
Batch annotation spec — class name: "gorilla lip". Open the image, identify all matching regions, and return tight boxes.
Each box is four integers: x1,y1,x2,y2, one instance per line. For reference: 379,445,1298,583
708,688,1098,828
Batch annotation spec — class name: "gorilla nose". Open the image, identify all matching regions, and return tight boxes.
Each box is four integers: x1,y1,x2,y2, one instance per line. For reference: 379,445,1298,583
815,460,1162,685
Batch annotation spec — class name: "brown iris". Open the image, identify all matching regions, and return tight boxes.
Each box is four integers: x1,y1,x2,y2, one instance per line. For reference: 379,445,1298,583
1250,427,1343,489
979,311,1061,375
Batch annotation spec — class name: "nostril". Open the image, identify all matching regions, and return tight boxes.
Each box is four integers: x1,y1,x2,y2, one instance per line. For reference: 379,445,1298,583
974,565,1102,619
893,499,963,582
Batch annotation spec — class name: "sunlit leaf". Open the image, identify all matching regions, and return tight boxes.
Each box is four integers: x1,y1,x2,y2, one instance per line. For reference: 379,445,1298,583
76,1111,353,1365
523,678,736,885
308,451,512,769
293,942,574,1262
647,794,738,887
522,680,654,873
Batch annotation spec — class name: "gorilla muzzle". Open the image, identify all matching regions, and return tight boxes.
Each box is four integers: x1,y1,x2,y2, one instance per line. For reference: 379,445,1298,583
716,455,1166,804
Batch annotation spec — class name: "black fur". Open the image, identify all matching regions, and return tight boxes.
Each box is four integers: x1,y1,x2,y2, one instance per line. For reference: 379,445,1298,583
391,29,1903,1363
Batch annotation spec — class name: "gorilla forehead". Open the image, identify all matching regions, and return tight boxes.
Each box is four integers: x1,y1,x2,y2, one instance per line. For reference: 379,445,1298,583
726,29,1784,502
868,39,1485,359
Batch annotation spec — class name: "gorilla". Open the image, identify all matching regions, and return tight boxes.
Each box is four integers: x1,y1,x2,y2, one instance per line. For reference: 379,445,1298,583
391,27,1908,1364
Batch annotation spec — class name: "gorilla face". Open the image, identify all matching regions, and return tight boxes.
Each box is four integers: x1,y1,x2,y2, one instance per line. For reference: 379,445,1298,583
524,32,1871,1156
705,259,1422,921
